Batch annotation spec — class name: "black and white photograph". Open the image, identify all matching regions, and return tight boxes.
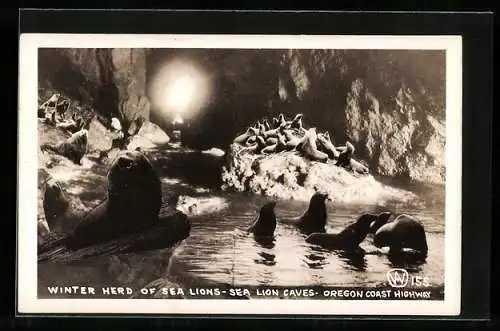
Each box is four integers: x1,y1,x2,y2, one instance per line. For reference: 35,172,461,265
17,34,462,316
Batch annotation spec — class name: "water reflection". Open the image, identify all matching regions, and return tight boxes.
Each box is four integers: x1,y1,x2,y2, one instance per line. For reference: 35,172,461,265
387,250,427,272
335,249,367,272
253,235,276,249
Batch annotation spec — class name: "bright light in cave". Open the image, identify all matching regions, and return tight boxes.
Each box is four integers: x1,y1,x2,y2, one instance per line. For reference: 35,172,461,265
149,58,212,124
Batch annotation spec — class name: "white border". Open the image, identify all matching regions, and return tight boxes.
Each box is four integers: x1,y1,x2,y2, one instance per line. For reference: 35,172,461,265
18,34,462,316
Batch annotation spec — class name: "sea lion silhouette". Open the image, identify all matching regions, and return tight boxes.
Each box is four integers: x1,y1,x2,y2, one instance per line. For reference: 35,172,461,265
40,129,88,165
297,128,329,162
305,213,378,251
40,150,191,252
247,201,278,237
370,213,429,257
282,192,329,235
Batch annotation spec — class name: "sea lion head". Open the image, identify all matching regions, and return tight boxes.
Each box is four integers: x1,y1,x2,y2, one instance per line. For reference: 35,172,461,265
303,192,329,229
368,212,392,234
43,178,69,230
293,113,304,121
107,150,162,219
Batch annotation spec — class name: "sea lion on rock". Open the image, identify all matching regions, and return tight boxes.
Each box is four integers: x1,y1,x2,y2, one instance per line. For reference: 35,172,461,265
247,201,277,237
265,137,278,146
290,113,304,130
261,143,278,155
336,141,355,168
370,213,428,257
234,127,259,144
276,132,288,152
297,128,329,163
42,178,75,233
350,159,370,175
55,117,85,134
282,192,329,235
305,214,379,251
262,121,288,139
40,129,88,165
45,150,189,251
283,129,302,151
263,119,272,131
317,132,340,159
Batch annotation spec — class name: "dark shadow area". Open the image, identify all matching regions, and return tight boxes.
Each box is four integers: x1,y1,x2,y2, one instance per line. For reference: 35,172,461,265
154,150,225,190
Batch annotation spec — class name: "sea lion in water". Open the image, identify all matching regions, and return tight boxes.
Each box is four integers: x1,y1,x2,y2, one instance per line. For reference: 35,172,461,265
282,192,329,235
40,129,88,165
247,201,277,237
336,141,355,168
317,132,340,159
297,128,329,162
305,213,379,251
370,213,428,257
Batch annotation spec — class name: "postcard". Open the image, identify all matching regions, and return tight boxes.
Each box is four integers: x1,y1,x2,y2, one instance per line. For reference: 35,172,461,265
18,33,462,316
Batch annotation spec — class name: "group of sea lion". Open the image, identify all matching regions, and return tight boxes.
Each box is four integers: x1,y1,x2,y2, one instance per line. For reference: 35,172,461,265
247,192,428,260
39,150,191,259
38,94,86,134
232,113,369,175
39,94,90,165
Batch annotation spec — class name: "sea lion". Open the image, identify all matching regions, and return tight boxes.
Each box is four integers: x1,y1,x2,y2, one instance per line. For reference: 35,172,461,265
262,121,288,139
42,178,75,233
336,141,355,168
40,129,88,165
265,137,278,146
305,213,379,251
234,127,259,144
282,192,329,235
245,135,257,146
350,159,370,175
272,116,280,129
261,143,278,155
370,213,429,257
297,128,329,162
276,132,288,152
258,122,267,136
317,132,340,159
247,201,278,237
290,113,304,130
111,117,122,132
61,150,164,249
55,117,85,134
